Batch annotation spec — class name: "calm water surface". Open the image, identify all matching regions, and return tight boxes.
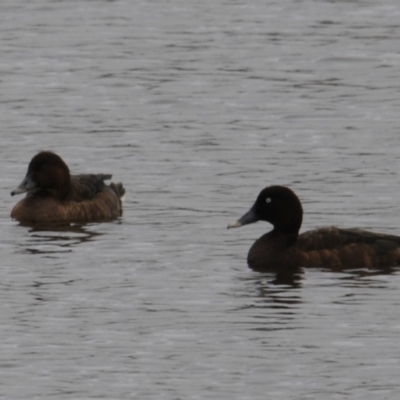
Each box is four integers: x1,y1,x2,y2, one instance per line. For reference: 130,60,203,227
1,0,400,399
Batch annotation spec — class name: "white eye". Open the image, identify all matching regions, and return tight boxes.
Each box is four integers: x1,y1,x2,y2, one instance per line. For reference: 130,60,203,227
266,197,271,203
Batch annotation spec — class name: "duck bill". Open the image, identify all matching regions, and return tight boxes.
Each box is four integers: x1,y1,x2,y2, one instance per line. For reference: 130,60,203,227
227,205,259,229
10,174,37,196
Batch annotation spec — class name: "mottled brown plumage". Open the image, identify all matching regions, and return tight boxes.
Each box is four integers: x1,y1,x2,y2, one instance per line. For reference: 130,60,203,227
11,151,125,224
228,186,400,271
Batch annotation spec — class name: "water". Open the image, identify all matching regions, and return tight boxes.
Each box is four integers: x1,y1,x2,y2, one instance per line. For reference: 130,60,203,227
1,0,400,398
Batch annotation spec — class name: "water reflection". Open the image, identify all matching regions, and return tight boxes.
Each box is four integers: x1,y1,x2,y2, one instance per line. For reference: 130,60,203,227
239,266,304,289
231,274,303,333
335,266,397,289
270,267,304,287
251,274,302,304
237,272,303,307
30,279,76,302
249,264,397,288
15,223,101,255
237,264,398,308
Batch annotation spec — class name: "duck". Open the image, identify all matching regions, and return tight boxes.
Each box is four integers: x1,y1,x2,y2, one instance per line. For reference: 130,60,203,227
228,185,400,271
11,151,125,224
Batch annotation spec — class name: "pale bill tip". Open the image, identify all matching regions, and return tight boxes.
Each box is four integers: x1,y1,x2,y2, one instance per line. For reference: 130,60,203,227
227,220,242,229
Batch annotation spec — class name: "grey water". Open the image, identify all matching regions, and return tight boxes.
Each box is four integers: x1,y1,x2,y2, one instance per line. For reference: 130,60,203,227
1,0,400,399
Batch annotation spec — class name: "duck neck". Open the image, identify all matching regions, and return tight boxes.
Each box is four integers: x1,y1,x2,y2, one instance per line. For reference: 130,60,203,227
270,228,299,248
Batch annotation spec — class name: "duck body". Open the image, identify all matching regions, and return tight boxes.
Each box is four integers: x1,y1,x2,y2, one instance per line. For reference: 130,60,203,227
228,186,400,271
11,152,125,224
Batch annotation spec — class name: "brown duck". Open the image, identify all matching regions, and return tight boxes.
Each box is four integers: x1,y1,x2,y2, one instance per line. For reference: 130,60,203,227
11,151,125,224
228,186,400,271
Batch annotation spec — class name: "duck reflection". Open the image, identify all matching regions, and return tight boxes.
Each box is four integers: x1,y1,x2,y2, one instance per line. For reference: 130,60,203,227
239,263,397,305
17,222,102,255
236,269,304,310
232,273,303,333
257,264,396,289
334,265,396,289
269,266,304,287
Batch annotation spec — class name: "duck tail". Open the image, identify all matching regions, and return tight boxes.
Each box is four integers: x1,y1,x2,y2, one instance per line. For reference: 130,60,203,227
110,182,126,200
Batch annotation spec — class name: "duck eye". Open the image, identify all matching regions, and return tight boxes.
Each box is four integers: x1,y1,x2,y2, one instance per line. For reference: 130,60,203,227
266,198,271,203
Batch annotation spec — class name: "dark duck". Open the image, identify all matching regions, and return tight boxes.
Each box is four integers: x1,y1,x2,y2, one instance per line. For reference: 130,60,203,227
11,151,125,224
228,185,400,271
